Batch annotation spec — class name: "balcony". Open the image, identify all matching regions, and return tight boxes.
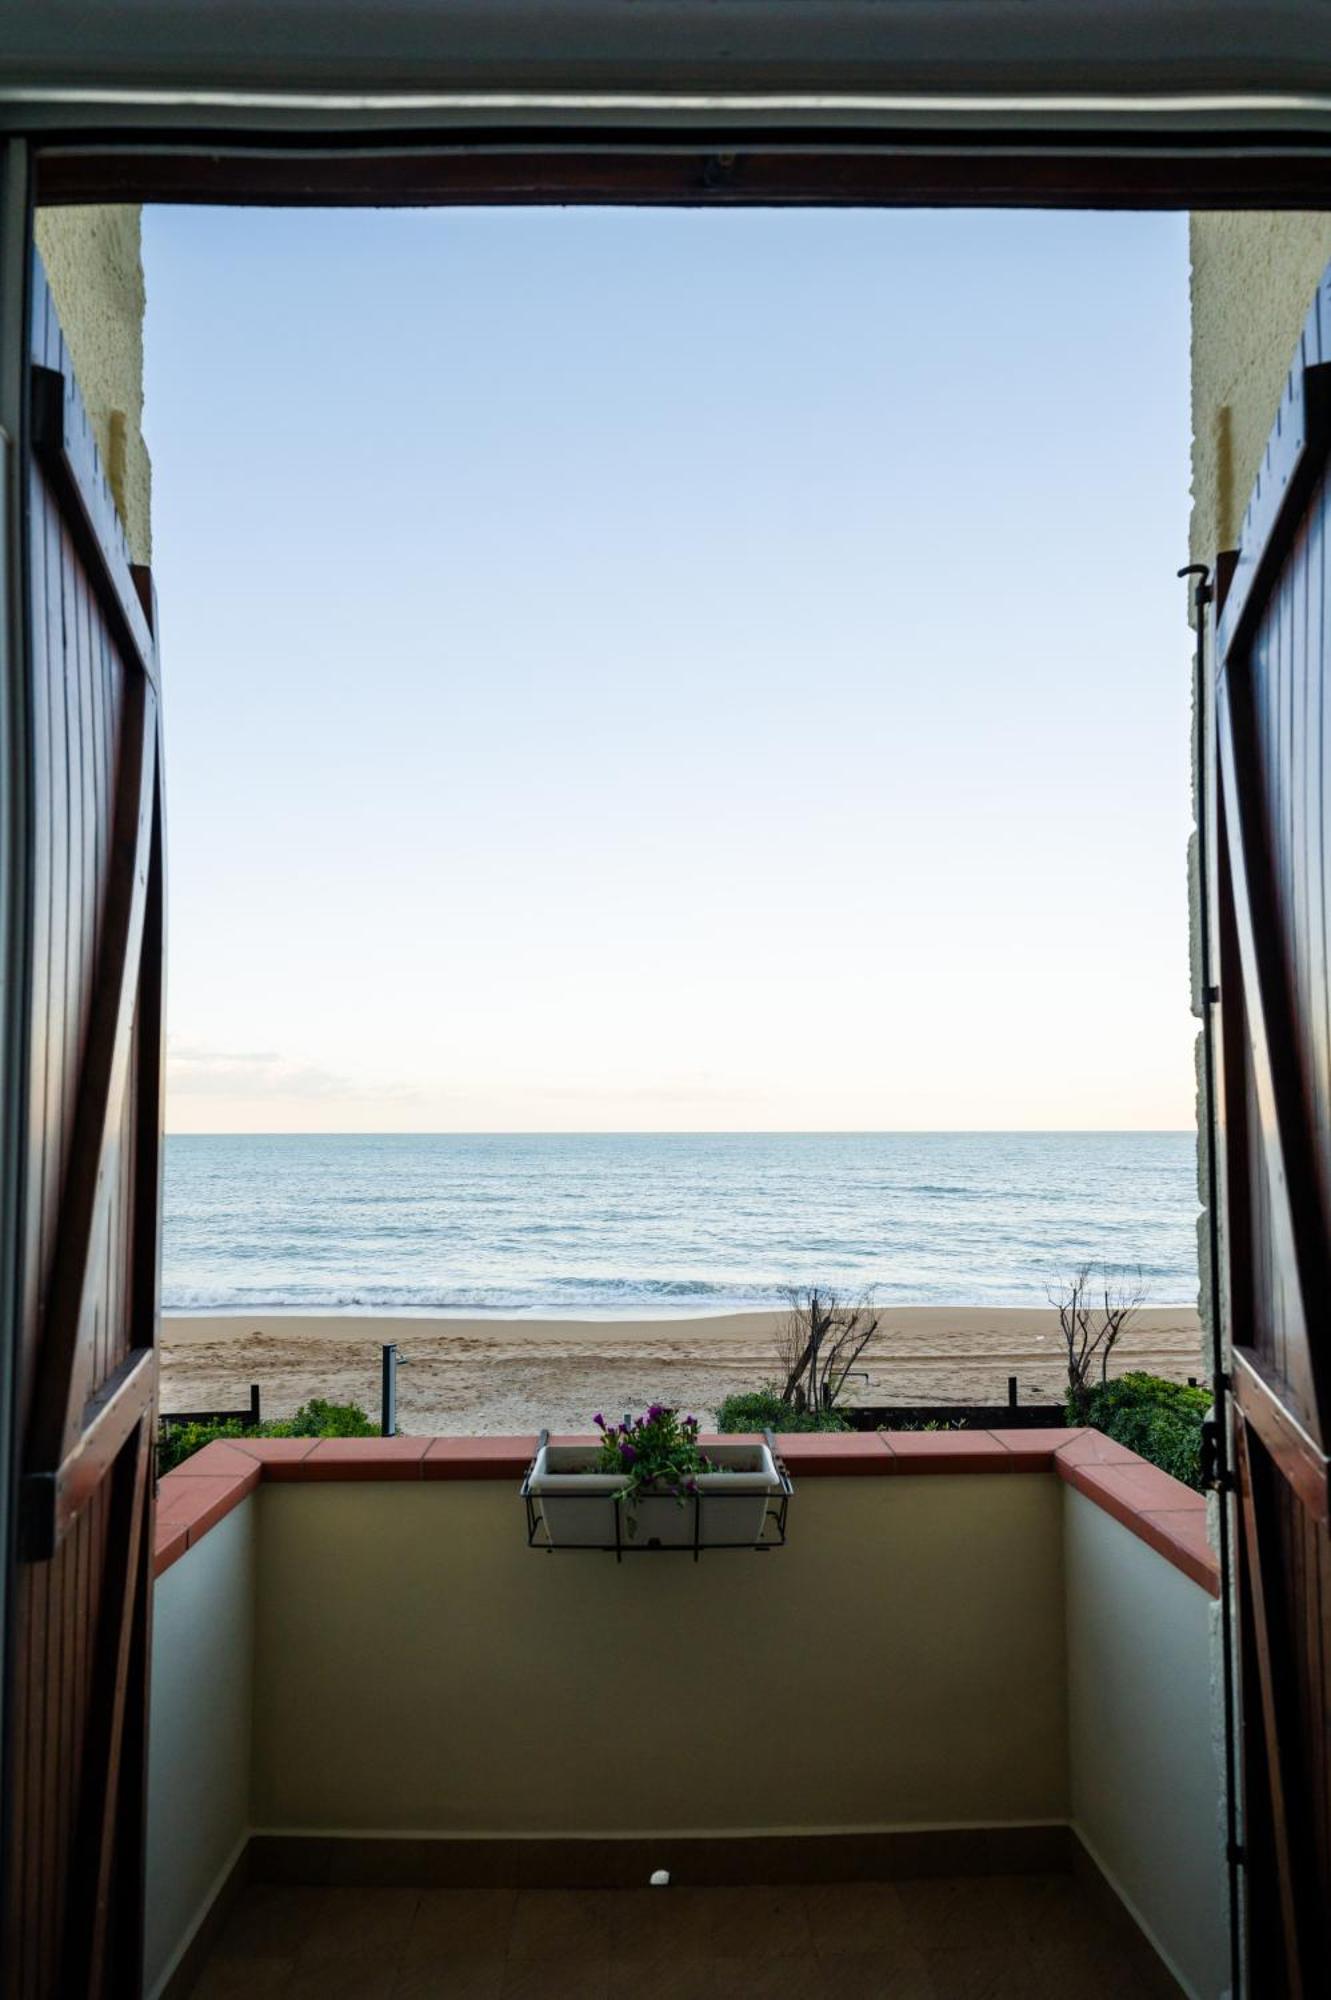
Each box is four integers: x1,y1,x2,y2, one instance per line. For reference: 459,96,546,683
146,1430,1227,2000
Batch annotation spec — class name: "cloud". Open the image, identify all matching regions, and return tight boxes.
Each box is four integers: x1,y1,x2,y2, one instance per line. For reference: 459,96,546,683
166,1040,412,1102
526,1075,765,1107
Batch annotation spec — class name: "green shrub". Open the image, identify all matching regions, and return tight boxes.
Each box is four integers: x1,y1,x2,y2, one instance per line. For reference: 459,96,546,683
1076,1372,1210,1491
285,1397,377,1438
157,1399,376,1474
713,1388,850,1435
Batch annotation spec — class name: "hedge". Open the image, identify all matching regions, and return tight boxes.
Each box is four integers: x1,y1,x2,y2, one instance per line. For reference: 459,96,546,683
1076,1372,1210,1492
713,1388,851,1435
157,1397,377,1474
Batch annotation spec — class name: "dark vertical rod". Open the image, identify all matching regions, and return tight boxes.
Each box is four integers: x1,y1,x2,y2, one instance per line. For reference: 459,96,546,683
1184,558,1244,2000
1007,1375,1018,1410
381,1344,397,1439
248,1383,261,1427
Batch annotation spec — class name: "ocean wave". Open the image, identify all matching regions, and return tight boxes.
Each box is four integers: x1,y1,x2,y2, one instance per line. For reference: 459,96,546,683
160,1132,1203,1311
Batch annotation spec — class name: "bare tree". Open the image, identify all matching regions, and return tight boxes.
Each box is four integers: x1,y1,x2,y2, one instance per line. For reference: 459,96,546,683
777,1287,882,1413
1050,1264,1145,1419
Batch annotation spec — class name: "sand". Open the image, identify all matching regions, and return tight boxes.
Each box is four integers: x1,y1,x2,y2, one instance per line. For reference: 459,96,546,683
160,1305,1205,1435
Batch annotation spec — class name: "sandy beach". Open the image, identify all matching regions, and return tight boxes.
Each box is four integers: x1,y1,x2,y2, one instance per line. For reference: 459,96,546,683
161,1305,1204,1435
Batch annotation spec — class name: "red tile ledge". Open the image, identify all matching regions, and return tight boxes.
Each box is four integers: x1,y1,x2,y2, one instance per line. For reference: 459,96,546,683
423,1436,537,1479
151,1426,1219,1595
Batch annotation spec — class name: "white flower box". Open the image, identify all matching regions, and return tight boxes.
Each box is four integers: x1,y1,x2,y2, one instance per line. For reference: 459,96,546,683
525,1440,785,1550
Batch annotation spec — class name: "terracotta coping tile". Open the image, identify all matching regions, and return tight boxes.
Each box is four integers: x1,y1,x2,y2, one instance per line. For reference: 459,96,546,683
981,1429,1081,1472
422,1437,538,1480
879,1430,1012,1472
154,1472,256,1549
1138,1507,1221,1595
1059,1459,1219,1596
773,1432,893,1475
297,1436,432,1479
229,1438,321,1478
163,1439,266,1481
1054,1430,1141,1468
153,1515,189,1577
1070,1458,1203,1516
150,1422,1219,1595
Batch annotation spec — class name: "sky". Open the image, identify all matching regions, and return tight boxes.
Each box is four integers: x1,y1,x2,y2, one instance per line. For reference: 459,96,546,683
142,204,1195,1134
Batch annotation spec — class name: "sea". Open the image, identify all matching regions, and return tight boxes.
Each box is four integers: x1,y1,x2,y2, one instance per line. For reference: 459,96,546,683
161,1131,1200,1315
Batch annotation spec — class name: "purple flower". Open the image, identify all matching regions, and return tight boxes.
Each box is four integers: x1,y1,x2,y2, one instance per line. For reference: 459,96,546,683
647,1403,666,1422
593,1412,606,1430
619,1442,638,1467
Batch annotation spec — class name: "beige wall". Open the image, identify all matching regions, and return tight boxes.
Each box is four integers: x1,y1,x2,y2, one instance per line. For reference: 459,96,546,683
1190,211,1331,564
252,1476,1068,1835
1064,1489,1227,2000
34,205,151,564
145,1500,255,2000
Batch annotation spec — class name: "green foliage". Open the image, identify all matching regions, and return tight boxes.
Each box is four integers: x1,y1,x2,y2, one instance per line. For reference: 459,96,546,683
285,1397,377,1438
157,1399,376,1474
713,1388,850,1435
1076,1372,1210,1491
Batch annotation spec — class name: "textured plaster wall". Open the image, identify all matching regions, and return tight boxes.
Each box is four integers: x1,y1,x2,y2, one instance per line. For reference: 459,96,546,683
1190,212,1331,564
1186,218,1331,1347
34,204,151,564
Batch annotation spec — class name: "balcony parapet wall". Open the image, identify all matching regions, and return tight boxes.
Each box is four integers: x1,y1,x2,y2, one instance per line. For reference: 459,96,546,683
153,1426,1219,1596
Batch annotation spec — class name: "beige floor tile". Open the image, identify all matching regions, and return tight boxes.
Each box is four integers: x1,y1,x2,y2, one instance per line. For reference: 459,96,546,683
500,1957,612,2000
392,1957,507,1999
604,1886,715,1959
804,1882,913,1955
692,1884,816,1958
896,1879,1022,1951
297,1888,422,1966
187,1870,1176,2000
818,1953,934,2000
404,1889,518,1961
212,1885,325,1960
616,1955,829,2000
506,1890,616,1963
189,1958,296,2000
918,1945,1057,2000
285,1942,405,2000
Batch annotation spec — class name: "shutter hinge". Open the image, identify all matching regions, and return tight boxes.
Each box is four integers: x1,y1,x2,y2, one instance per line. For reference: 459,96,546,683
1200,1418,1234,1494
1227,1839,1247,1868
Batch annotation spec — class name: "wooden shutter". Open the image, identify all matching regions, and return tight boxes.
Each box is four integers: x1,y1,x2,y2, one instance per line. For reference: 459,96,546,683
1,248,164,1997
1209,268,1331,1997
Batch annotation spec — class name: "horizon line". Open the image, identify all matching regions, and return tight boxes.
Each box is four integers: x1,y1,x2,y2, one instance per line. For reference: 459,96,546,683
163,1125,1197,1139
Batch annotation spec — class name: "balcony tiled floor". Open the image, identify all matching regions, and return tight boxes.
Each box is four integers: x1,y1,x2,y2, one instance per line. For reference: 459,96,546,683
187,1874,1182,1998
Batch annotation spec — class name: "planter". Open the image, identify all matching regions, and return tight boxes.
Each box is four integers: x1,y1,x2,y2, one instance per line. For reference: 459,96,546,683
525,1439,787,1552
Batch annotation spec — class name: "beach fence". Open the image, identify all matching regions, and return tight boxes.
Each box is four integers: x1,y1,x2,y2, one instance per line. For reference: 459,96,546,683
846,1377,1064,1431
159,1383,262,1433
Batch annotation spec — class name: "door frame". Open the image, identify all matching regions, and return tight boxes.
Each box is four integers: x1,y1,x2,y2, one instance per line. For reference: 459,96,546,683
5,82,1331,2000
0,131,30,1887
